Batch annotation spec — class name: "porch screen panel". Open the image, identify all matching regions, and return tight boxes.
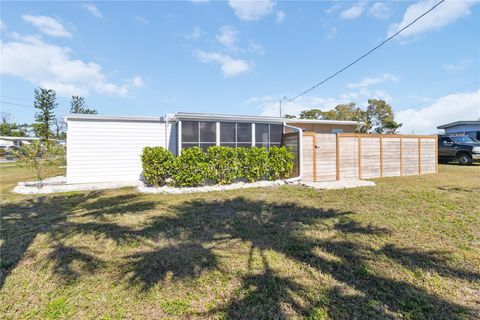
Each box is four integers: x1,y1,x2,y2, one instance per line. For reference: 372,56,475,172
237,123,252,148
182,121,199,150
200,121,216,151
220,122,236,147
255,123,269,148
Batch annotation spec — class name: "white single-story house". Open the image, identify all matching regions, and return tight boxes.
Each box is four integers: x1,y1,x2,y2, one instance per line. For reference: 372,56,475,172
437,120,480,141
0,136,44,149
64,113,361,184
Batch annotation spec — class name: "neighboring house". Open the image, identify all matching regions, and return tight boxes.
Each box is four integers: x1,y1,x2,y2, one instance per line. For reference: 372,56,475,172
64,112,360,184
437,120,480,141
0,136,43,149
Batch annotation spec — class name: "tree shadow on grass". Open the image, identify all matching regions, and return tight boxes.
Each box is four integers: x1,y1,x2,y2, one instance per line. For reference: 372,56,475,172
161,197,477,319
47,243,105,284
1,193,478,318
124,243,218,291
0,191,156,288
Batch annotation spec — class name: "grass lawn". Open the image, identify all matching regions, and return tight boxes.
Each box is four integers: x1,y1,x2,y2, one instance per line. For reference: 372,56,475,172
0,163,479,319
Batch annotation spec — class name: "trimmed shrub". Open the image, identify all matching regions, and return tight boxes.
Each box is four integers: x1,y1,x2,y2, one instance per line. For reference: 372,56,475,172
237,147,268,182
267,146,294,180
141,147,175,186
172,147,208,187
206,146,239,185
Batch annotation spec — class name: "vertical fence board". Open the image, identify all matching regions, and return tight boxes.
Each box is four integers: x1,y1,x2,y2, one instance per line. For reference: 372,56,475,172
315,134,337,182
303,134,436,182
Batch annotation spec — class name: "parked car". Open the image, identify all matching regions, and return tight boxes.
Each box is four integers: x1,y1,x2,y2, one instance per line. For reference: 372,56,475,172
438,134,480,165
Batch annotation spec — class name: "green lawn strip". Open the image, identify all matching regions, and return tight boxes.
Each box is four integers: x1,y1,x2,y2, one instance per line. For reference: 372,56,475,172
0,164,479,319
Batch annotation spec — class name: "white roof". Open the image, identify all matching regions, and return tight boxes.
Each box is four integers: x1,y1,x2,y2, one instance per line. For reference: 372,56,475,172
65,112,363,126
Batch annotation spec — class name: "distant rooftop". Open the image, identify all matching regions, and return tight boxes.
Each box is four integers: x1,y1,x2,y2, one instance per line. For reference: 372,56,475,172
437,120,480,129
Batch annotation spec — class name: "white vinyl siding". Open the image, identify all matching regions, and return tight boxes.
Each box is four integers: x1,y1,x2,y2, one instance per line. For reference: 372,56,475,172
66,119,175,184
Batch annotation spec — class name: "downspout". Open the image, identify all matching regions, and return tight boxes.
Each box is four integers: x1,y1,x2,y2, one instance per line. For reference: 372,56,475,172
283,122,303,182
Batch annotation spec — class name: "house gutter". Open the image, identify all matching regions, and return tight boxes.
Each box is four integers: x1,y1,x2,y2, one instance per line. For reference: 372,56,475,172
283,123,303,182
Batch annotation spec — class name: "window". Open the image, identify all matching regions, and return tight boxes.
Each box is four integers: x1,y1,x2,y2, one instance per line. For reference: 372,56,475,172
237,123,252,147
220,122,235,143
331,128,343,134
220,122,252,147
255,123,283,149
270,124,283,147
182,121,198,143
255,123,269,148
181,121,216,150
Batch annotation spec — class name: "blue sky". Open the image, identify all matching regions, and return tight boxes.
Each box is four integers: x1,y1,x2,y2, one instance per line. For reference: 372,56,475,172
1,0,479,134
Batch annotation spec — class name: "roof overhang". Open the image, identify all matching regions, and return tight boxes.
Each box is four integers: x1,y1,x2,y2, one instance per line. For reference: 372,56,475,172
437,120,480,129
64,114,167,122
175,112,285,123
63,112,365,126
286,119,364,126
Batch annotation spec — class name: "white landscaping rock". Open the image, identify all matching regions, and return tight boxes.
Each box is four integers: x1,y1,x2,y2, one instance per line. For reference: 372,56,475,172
13,176,136,194
301,179,375,190
136,179,300,194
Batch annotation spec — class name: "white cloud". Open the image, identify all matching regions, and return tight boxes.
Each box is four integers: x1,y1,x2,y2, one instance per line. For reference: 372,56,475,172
248,41,265,55
82,3,103,18
195,50,251,77
186,26,205,40
0,34,140,97
388,0,475,39
326,27,337,39
131,76,144,88
441,59,472,71
250,95,354,117
340,2,366,20
325,3,342,15
216,26,239,48
228,0,275,21
275,10,285,24
22,15,71,38
369,2,391,20
347,74,399,89
133,15,149,25
0,20,6,31
396,90,480,134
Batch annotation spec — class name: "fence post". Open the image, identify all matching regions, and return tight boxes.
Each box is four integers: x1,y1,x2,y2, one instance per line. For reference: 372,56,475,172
312,134,317,182
358,136,362,179
400,136,403,176
336,133,340,181
418,137,422,175
380,136,383,178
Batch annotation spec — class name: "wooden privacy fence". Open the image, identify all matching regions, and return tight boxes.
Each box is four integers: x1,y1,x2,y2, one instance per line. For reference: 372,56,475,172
302,133,438,182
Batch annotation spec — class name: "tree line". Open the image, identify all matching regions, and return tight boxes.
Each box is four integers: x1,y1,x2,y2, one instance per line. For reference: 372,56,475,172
285,99,402,134
1,88,98,140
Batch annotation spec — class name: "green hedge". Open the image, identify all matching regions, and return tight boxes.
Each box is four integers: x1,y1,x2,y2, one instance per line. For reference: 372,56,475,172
267,146,294,180
141,145,294,187
141,147,175,186
206,146,239,185
173,147,208,187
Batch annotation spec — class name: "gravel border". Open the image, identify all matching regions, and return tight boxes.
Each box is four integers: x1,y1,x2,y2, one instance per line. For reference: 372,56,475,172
13,176,137,194
12,176,374,195
137,179,300,194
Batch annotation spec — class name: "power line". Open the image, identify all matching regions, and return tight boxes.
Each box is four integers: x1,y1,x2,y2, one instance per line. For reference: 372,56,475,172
287,0,446,102
0,100,35,109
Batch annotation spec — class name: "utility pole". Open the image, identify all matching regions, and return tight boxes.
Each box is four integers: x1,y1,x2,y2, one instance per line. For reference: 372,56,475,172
279,99,282,117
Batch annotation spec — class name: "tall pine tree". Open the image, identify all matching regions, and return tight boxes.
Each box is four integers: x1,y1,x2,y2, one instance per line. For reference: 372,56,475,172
70,96,98,114
34,88,57,142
